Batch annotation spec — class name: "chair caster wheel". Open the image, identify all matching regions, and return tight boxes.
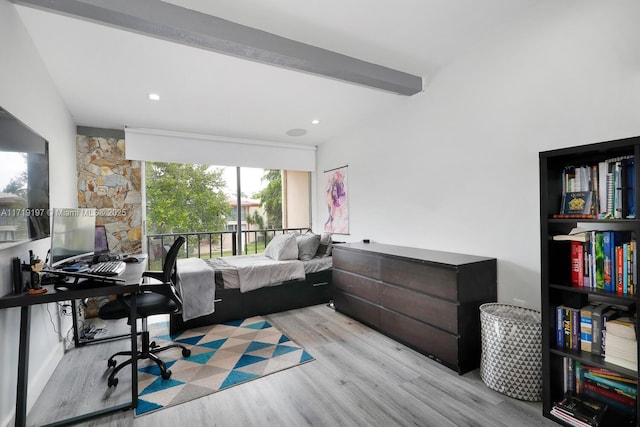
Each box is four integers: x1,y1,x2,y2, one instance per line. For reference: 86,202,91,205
107,359,116,368
182,348,191,357
108,377,119,388
161,370,172,380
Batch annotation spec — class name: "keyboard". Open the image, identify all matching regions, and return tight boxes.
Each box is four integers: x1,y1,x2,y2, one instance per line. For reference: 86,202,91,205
87,260,127,276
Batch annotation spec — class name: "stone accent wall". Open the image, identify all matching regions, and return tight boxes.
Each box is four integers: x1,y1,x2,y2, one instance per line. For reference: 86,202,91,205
76,135,142,254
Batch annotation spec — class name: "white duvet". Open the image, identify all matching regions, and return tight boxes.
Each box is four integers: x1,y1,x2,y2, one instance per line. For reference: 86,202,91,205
220,255,306,293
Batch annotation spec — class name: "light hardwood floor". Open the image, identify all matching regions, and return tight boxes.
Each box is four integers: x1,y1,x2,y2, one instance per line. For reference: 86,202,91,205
28,304,557,427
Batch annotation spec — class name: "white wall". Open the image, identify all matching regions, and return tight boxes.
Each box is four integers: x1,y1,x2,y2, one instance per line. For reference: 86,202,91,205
0,1,77,425
316,1,640,310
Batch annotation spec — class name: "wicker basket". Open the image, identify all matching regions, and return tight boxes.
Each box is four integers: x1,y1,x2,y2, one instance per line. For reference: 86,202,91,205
479,303,542,401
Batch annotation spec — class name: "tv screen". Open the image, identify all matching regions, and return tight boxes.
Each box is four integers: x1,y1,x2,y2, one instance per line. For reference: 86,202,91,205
0,107,50,247
50,208,97,267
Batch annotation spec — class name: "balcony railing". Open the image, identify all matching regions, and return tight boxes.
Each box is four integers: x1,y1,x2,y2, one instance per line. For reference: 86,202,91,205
145,227,309,270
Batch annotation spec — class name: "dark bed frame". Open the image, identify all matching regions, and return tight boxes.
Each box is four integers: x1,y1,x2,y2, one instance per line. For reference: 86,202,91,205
169,269,332,334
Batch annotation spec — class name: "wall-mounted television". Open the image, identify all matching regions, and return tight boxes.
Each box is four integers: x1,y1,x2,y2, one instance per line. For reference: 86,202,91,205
0,107,50,248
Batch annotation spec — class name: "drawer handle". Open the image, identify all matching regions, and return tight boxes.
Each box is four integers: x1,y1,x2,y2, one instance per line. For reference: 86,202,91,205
312,282,329,287
213,298,222,303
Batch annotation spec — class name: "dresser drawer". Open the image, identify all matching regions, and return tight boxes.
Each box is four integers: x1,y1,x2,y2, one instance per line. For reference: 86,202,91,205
381,284,458,334
333,269,381,303
331,242,496,375
380,308,458,371
380,257,458,301
332,248,381,279
334,291,380,329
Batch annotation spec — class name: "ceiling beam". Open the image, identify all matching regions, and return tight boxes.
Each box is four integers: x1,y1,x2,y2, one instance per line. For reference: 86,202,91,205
12,0,423,95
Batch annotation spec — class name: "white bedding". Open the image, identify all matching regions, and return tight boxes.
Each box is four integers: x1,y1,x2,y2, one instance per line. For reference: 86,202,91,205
214,254,306,293
176,258,216,321
302,256,333,274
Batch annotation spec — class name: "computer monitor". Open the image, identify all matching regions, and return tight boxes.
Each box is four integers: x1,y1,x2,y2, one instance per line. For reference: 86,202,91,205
50,208,97,267
94,225,109,254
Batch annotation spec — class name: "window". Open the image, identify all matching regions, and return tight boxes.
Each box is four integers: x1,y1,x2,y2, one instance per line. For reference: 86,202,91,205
145,162,310,256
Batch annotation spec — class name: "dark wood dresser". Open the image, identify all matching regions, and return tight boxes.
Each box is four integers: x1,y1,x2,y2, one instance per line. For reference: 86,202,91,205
332,242,497,374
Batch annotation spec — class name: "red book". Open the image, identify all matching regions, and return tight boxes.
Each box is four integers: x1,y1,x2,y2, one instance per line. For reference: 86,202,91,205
583,379,636,407
571,241,582,286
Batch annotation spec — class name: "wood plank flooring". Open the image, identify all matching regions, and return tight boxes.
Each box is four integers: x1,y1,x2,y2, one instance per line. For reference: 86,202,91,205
28,304,557,426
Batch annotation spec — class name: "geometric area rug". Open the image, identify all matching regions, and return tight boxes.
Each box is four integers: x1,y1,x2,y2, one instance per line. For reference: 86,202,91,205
135,316,315,416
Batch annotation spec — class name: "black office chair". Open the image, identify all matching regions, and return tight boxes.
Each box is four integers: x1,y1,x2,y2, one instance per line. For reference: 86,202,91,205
99,236,191,387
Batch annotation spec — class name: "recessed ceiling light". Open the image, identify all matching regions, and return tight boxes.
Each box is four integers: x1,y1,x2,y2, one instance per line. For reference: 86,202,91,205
311,119,320,125
148,93,160,101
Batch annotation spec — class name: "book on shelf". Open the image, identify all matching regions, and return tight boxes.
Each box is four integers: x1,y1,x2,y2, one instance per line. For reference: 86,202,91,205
572,240,584,286
594,232,605,291
605,317,637,340
592,305,622,357
615,162,623,219
557,305,567,348
552,393,608,427
556,306,581,350
582,388,637,417
564,307,573,350
566,307,580,351
554,304,634,354
580,305,596,352
624,241,634,295
583,371,637,398
603,317,638,371
624,157,636,218
585,240,592,288
550,407,595,427
581,365,637,385
603,231,615,292
598,161,608,215
554,228,591,242
583,379,636,407
574,365,637,417
562,230,636,296
575,360,584,394
565,356,576,394
605,336,637,359
604,351,637,372
602,311,629,358
556,156,635,219
571,362,638,393
617,244,625,295
550,407,600,427
561,191,594,215
591,301,635,356
591,304,608,356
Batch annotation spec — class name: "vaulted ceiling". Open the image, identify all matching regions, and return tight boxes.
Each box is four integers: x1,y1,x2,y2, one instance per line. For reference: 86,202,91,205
13,0,544,146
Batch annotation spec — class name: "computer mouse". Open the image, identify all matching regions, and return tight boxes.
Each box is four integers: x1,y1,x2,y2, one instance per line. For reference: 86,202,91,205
123,256,139,263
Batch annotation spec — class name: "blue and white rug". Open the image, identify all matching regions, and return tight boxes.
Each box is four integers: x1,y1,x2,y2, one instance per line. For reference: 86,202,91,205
135,317,314,416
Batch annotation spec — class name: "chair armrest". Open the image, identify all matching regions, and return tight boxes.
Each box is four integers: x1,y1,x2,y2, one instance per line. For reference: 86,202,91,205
140,281,183,308
142,270,164,283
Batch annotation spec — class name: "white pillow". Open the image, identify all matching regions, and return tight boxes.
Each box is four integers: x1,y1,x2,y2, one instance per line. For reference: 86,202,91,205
264,233,299,260
296,232,321,261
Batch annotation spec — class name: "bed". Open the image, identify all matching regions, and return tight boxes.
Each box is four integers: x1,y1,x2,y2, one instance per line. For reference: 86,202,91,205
169,232,334,334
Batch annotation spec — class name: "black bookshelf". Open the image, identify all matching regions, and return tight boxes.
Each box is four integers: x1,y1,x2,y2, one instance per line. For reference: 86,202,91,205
540,136,640,426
